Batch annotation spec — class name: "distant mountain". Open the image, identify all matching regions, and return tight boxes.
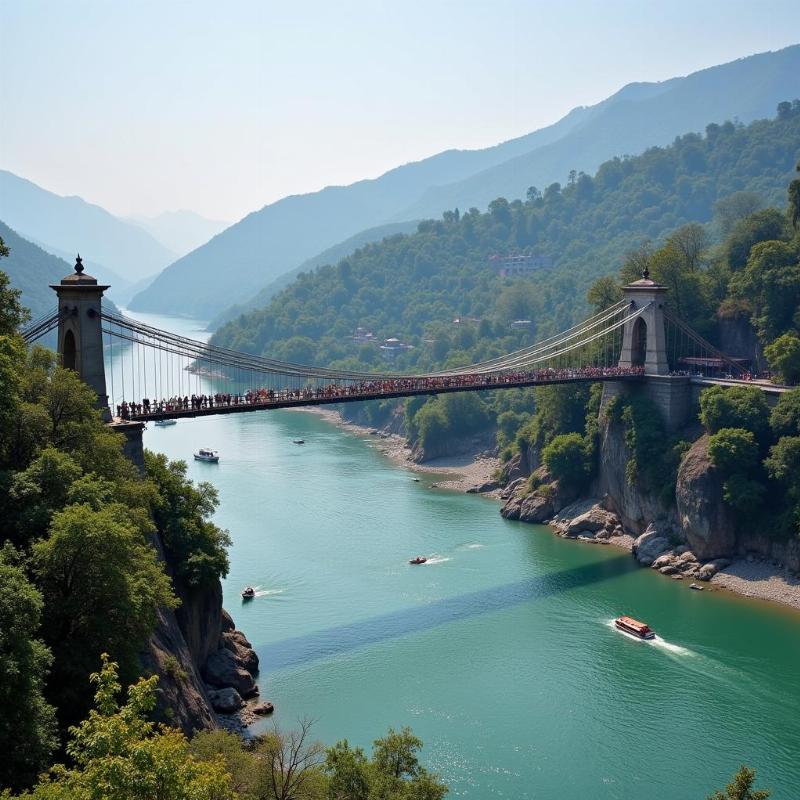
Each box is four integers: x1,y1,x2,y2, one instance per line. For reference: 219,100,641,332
131,44,800,320
128,210,229,258
208,220,419,330
397,45,800,220
0,170,176,282
0,220,119,324
129,101,593,317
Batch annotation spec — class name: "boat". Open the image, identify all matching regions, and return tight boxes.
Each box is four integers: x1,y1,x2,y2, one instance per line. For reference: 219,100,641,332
614,615,655,640
194,448,219,463
293,439,305,445
241,586,255,600
689,583,704,591
154,419,177,427
409,556,427,565
412,478,421,482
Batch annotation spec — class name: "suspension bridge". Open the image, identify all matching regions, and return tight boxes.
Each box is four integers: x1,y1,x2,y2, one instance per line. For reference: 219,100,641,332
20,257,770,466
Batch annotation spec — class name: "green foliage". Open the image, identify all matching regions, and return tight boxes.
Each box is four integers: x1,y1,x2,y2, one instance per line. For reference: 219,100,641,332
764,331,800,384
708,428,759,474
699,386,771,444
145,452,231,587
16,655,232,800
0,259,31,335
708,428,765,514
518,384,592,454
769,388,800,437
33,502,176,730
325,727,447,800
410,393,491,457
542,433,590,490
707,764,771,800
0,546,57,792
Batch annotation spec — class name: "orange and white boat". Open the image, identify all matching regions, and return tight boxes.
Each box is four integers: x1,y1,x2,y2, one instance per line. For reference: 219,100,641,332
614,615,655,640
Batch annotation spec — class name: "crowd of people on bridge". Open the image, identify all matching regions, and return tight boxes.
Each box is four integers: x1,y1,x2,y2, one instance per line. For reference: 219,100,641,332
115,365,645,421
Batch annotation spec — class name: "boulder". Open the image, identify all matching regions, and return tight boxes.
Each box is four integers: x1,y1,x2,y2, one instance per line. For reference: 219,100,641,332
500,494,523,520
222,632,259,675
207,687,243,714
565,506,618,536
675,435,737,559
204,647,257,697
632,525,671,566
500,477,526,500
518,493,554,524
252,702,274,716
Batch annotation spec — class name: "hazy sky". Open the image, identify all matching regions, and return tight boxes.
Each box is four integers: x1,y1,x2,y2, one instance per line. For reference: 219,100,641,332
1,1,798,222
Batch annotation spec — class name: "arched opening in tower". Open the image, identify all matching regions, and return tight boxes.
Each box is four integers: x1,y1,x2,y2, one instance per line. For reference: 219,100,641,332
631,317,647,367
63,329,77,371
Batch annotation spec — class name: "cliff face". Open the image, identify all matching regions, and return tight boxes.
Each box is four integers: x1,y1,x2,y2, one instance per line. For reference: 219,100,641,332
142,534,259,735
675,435,737,559
596,416,679,536
500,408,800,573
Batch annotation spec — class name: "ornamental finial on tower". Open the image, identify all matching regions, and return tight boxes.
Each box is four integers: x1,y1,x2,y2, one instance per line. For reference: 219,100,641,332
75,254,84,275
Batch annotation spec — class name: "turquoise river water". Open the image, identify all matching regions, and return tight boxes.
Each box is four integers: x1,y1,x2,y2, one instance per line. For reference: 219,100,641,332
110,311,800,798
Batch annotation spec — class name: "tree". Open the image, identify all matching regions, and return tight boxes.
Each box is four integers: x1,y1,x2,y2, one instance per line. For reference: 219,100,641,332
33,502,176,728
789,160,800,231
764,332,800,384
17,655,232,799
699,386,771,444
145,452,231,587
587,276,622,314
325,740,370,800
542,433,590,489
252,720,327,800
707,765,770,800
707,428,764,514
0,267,31,336
714,192,764,237
0,546,58,791
708,428,759,474
769,388,800,437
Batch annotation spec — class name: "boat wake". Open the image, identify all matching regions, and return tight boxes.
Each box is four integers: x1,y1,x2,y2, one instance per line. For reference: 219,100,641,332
463,543,485,550
423,555,451,565
604,620,692,656
253,587,285,598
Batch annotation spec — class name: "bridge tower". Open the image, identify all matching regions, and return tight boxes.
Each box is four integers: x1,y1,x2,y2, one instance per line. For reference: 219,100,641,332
51,256,145,470
51,256,112,421
603,269,691,431
617,270,670,375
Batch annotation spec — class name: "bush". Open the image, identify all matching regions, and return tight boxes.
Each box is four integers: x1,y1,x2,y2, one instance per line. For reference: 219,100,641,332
764,331,800,384
542,433,590,490
708,428,759,474
699,385,771,444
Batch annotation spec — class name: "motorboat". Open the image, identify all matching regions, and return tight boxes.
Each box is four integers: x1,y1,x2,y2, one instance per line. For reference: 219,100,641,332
614,615,655,640
689,583,704,591
409,556,427,565
241,586,256,600
154,419,177,427
194,448,219,463
293,439,305,445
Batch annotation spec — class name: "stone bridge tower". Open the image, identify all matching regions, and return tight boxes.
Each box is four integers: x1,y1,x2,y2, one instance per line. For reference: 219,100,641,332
51,256,111,421
51,256,144,470
603,270,691,431
617,271,670,375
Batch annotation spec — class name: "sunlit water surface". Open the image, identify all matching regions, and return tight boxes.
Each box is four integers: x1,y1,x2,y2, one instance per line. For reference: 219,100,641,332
113,311,800,798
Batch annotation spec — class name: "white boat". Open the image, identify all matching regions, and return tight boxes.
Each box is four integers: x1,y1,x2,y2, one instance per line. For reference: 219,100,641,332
194,448,219,463
154,419,177,427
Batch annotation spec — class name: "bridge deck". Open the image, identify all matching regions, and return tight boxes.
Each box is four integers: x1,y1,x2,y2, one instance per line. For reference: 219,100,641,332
117,373,645,423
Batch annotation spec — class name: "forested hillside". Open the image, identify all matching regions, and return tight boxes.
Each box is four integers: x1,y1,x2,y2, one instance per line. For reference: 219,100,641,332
213,104,800,374
133,45,800,319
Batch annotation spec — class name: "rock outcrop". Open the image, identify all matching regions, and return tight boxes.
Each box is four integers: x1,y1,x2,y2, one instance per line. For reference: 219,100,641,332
676,435,737,559
632,525,672,566
143,535,260,735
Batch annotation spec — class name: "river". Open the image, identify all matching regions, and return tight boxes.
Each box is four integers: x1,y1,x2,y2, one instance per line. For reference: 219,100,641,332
109,311,800,798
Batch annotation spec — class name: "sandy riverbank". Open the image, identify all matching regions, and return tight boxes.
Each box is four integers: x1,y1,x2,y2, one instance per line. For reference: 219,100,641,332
302,407,501,494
